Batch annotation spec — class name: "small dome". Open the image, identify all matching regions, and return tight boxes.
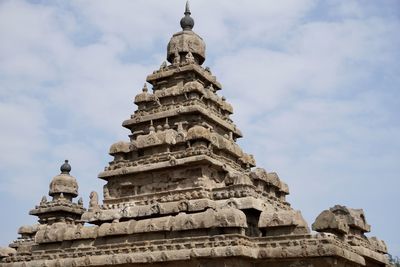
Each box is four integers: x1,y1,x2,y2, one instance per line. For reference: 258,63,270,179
167,2,206,65
18,225,38,235
49,160,78,197
180,15,194,31
180,1,194,31
167,31,206,65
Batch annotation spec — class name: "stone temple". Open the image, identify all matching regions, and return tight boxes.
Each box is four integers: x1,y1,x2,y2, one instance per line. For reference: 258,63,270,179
0,3,391,267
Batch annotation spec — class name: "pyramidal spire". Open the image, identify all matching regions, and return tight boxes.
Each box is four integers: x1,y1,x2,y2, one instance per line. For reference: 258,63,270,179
185,1,191,15
180,1,194,31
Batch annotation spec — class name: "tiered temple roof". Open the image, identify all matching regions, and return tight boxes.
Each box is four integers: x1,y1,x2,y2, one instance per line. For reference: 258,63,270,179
0,3,390,267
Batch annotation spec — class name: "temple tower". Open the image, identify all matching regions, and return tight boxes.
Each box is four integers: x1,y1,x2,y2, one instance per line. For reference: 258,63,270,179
0,3,390,267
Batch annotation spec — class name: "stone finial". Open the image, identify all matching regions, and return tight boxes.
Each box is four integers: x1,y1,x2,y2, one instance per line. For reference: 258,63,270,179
180,1,194,31
164,118,170,129
149,120,155,133
60,160,71,174
167,1,205,65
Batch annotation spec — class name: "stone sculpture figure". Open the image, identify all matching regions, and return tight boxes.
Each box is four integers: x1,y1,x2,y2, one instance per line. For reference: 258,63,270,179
185,51,195,64
89,191,99,210
173,48,180,65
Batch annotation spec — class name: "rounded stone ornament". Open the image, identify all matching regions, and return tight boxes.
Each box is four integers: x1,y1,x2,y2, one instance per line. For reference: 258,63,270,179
49,160,78,197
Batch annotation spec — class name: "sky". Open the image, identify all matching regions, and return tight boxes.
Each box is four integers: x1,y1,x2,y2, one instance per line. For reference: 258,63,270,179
0,0,399,257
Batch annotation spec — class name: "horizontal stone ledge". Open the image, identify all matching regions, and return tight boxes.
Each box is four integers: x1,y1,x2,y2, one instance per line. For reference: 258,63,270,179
122,104,242,137
3,240,369,266
146,63,222,90
98,154,235,179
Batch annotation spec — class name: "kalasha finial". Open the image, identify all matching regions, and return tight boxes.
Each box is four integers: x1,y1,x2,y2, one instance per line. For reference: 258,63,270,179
60,160,71,174
185,1,191,14
180,1,194,31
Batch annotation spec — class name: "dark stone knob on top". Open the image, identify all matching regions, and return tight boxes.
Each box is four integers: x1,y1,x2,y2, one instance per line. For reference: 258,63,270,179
180,1,194,31
60,160,71,174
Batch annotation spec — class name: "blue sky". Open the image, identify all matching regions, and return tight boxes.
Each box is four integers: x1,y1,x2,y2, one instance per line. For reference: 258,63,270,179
0,0,399,257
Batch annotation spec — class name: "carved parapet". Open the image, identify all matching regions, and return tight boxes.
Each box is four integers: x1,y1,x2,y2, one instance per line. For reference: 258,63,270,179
332,205,371,232
134,93,158,106
279,181,289,194
123,103,242,137
17,225,38,239
142,208,247,232
153,84,182,98
312,209,350,235
239,153,256,167
147,80,232,115
84,199,218,224
312,204,390,264
312,205,371,236
134,128,179,148
182,80,204,93
100,153,225,179
368,236,388,253
258,209,310,234
64,224,98,240
266,172,281,188
34,222,72,243
209,133,256,167
187,125,212,142
98,220,133,236
147,63,221,90
250,168,290,194
109,141,130,156
220,99,233,114
0,247,16,258
9,242,33,256
29,201,85,217
256,234,366,265
217,197,264,210
2,233,382,266
212,184,258,200
224,172,252,186
29,207,249,244
214,208,247,226
82,208,121,222
353,245,390,265
251,168,269,182
47,208,247,242
160,198,215,214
